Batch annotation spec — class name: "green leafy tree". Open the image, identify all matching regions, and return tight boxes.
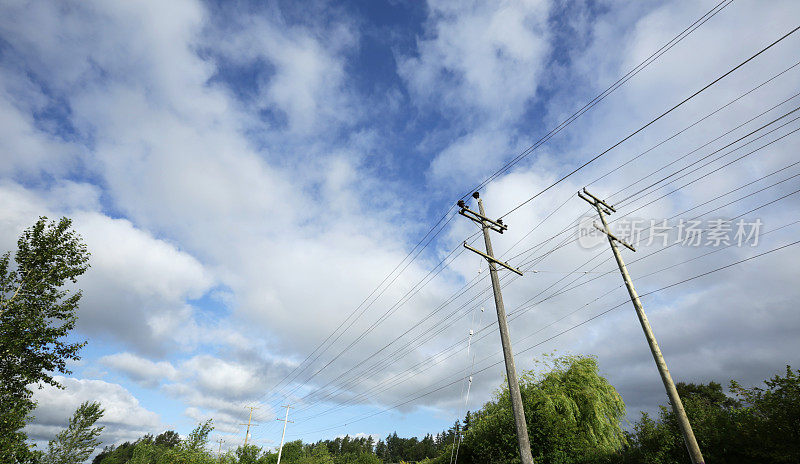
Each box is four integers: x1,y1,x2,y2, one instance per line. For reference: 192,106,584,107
0,217,90,461
731,366,800,463
606,365,800,464
460,354,626,464
43,401,105,464
154,430,180,448
181,420,214,454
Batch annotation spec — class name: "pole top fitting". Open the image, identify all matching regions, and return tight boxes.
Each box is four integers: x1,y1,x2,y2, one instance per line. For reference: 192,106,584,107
472,191,480,199
457,199,466,208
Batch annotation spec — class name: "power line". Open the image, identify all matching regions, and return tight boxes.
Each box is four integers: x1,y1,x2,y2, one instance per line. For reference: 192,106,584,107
500,25,800,219
501,62,800,265
255,2,749,422
287,237,799,437
263,25,800,433
291,168,800,424
458,0,733,202
285,164,800,424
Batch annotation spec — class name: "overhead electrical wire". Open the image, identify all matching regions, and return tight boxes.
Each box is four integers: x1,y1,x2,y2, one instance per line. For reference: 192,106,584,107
259,1,739,411
286,236,800,437
458,0,734,202
258,9,800,442
500,24,800,219
278,140,796,424
288,161,800,425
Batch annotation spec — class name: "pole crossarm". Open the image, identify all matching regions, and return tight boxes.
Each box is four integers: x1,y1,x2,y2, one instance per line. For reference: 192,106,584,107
463,241,523,275
591,223,636,252
579,187,616,212
579,188,636,252
458,203,508,234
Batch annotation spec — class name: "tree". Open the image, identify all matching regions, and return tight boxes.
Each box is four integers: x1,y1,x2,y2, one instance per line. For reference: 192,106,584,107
605,365,800,464
460,354,626,464
154,430,181,447
183,420,214,452
235,444,262,464
307,443,333,464
731,365,800,463
43,401,105,464
0,217,90,461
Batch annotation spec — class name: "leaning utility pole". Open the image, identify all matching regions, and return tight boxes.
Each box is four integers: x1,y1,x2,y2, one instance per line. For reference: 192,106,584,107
241,405,259,447
275,405,294,464
579,188,704,464
458,192,535,464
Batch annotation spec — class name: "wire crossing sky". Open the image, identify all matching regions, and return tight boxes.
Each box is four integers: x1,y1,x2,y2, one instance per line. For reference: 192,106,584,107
1,0,799,454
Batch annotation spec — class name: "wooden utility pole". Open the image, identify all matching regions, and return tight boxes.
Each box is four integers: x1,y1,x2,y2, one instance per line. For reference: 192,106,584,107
217,438,224,461
276,405,293,464
458,192,534,464
578,188,704,464
241,406,259,446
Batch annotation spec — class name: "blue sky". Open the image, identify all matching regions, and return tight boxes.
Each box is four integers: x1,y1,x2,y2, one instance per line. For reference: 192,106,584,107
1,0,800,454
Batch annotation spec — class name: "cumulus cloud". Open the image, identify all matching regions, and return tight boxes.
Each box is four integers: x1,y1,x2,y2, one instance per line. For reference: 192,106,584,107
100,353,179,388
400,0,551,120
26,376,162,448
3,0,800,447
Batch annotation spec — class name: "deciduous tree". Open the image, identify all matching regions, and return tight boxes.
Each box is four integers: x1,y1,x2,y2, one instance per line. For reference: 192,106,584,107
43,401,105,464
0,217,90,461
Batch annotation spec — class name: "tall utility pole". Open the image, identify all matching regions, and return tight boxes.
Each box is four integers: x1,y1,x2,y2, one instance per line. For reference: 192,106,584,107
217,438,224,461
458,192,535,464
275,405,294,464
579,188,704,464
240,405,259,446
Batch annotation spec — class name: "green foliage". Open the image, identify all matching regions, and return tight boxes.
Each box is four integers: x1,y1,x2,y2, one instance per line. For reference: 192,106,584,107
96,421,218,464
600,365,800,464
154,431,180,448
0,217,90,462
235,444,262,464
43,401,105,464
459,354,626,464
182,420,213,453
731,366,800,463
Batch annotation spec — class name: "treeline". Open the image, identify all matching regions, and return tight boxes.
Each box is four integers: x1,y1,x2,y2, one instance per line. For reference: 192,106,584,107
93,427,450,463
27,354,800,464
602,366,800,463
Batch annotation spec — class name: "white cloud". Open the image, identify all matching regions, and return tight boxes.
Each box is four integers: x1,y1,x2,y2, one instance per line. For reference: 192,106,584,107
182,355,264,399
74,211,215,354
26,376,162,448
400,0,551,121
3,0,800,445
100,352,178,388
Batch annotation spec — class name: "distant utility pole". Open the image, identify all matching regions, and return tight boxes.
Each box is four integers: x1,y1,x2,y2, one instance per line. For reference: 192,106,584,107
217,438,224,461
276,405,294,464
579,188,704,464
458,192,534,464
241,405,260,447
